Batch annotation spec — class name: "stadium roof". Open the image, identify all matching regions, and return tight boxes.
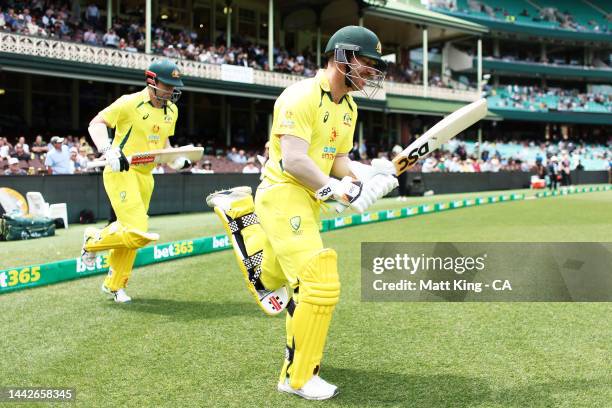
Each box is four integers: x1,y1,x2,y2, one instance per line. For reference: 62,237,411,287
363,0,488,35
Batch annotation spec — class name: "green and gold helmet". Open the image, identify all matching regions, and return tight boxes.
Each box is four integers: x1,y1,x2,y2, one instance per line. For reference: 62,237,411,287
145,59,183,104
325,26,387,98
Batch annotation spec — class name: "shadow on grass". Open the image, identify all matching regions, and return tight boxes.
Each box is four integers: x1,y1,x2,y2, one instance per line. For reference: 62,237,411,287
324,367,490,407
324,367,610,407
106,298,260,321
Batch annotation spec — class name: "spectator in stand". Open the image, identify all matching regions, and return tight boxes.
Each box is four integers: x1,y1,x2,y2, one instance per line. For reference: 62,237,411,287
0,137,11,159
236,149,248,164
560,154,571,186
86,149,99,172
535,158,547,180
547,156,559,190
4,157,26,175
226,146,240,162
11,143,30,162
45,136,72,174
84,26,97,45
422,157,437,173
103,29,119,48
31,135,48,159
4,8,16,30
16,136,30,154
256,141,270,168
242,157,259,174
26,15,40,35
76,146,90,170
152,163,165,174
85,3,100,28
69,146,84,173
191,159,214,174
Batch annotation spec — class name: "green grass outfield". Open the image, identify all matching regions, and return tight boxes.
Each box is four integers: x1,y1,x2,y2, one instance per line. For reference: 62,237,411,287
1,188,611,407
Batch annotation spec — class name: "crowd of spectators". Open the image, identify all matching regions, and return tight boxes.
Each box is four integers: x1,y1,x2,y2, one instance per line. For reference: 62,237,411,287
404,138,611,174
490,85,612,113
0,134,97,175
0,1,453,86
428,0,612,33
429,0,610,33
3,132,608,177
0,2,319,77
0,133,271,175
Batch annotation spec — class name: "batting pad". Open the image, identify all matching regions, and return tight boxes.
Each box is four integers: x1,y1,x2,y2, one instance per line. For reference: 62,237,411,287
85,222,159,251
213,201,289,316
104,248,138,291
287,249,340,389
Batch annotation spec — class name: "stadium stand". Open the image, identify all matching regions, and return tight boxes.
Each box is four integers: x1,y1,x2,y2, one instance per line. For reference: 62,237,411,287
488,86,611,114
0,0,609,181
432,0,610,33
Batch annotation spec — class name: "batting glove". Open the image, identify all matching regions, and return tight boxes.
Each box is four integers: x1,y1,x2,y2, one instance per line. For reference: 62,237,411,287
102,146,129,172
316,176,377,214
348,158,397,182
168,156,192,171
365,173,399,200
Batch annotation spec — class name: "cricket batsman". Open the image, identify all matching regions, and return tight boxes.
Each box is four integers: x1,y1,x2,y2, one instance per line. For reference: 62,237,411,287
81,59,190,303
207,26,398,399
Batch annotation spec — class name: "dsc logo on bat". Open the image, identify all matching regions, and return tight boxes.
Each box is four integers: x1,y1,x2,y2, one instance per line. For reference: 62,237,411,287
397,142,430,171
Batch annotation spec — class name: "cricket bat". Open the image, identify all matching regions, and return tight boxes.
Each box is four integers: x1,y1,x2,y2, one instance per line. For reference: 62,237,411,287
87,146,204,169
335,98,487,213
393,98,488,175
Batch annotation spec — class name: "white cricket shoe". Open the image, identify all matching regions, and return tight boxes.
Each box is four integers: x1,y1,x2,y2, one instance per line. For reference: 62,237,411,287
112,288,132,303
277,375,339,400
81,227,100,268
205,186,252,211
102,284,131,303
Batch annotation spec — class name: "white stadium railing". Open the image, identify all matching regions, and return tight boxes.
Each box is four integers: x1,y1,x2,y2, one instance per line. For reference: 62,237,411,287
384,82,478,102
0,32,479,102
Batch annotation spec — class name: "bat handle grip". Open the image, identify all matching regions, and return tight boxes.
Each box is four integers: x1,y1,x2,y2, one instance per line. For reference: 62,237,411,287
335,203,348,213
86,159,108,169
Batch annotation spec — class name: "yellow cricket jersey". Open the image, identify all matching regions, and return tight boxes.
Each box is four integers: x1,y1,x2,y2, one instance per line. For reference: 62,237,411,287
100,88,178,174
264,70,358,190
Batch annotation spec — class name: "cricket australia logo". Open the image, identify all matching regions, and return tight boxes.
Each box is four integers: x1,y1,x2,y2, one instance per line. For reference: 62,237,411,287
290,216,301,233
280,110,295,128
120,191,127,202
343,113,352,127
